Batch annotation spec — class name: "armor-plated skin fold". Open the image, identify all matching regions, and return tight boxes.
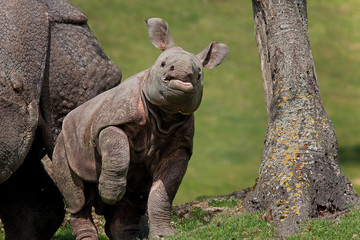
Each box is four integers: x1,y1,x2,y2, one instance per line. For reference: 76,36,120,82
0,0,48,184
0,0,122,239
52,17,229,240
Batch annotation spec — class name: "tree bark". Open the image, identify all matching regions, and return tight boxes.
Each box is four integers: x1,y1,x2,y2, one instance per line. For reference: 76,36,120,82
244,0,360,237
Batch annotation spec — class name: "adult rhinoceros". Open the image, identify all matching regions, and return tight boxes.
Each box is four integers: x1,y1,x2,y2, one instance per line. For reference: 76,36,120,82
0,0,121,238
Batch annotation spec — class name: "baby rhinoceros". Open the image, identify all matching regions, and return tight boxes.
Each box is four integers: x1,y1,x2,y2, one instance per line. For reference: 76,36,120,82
52,18,229,240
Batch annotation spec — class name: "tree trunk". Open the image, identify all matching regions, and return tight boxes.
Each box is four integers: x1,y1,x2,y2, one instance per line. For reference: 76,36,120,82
244,0,360,237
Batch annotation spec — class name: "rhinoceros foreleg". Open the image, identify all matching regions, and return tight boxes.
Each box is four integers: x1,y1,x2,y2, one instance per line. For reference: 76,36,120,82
52,131,86,214
53,133,98,239
148,148,190,238
98,126,130,205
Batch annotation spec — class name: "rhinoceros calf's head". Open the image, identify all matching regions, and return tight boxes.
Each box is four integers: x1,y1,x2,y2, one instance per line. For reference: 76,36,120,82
143,18,230,115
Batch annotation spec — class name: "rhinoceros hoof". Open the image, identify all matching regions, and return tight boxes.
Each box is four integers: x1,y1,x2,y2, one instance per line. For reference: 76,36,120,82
149,227,178,239
71,217,98,240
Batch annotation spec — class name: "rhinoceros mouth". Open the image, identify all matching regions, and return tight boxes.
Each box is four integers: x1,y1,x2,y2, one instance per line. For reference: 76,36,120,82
165,76,194,93
168,79,194,93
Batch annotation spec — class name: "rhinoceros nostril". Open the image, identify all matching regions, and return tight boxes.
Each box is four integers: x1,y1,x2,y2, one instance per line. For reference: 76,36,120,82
187,73,194,80
164,75,174,81
170,65,175,71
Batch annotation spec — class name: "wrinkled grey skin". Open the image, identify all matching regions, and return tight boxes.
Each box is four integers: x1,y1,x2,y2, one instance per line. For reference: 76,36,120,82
0,0,121,239
52,18,229,240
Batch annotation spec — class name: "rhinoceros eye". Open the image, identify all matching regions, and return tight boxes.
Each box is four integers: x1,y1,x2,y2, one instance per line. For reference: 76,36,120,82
161,61,166,67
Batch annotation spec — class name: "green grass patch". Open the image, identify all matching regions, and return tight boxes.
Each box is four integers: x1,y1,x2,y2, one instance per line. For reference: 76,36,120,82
208,198,238,208
169,206,360,240
289,207,360,240
2,206,360,240
68,0,360,204
172,207,210,231
170,211,277,240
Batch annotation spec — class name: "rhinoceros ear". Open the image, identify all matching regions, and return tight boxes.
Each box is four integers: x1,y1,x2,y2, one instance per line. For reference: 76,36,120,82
145,18,175,51
197,42,230,69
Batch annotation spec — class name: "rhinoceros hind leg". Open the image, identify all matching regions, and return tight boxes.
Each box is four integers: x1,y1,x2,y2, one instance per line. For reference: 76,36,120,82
70,203,98,240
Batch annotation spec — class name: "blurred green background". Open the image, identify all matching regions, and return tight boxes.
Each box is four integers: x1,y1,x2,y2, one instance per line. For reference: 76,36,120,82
69,0,360,204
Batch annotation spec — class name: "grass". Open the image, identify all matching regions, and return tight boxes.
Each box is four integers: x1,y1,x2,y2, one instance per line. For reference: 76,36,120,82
288,210,360,240
68,0,268,203
170,196,360,239
47,196,359,240
169,206,360,240
1,204,359,239
170,212,278,240
68,0,360,204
